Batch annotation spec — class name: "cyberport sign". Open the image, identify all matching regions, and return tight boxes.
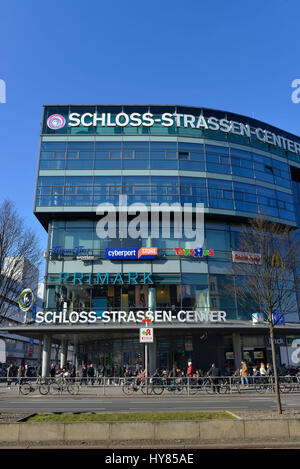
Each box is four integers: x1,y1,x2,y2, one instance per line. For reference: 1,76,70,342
174,248,214,257
35,310,227,324
106,247,158,260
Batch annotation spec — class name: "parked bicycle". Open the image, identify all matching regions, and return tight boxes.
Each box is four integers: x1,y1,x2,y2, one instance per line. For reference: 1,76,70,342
19,377,50,396
122,377,148,395
50,376,80,395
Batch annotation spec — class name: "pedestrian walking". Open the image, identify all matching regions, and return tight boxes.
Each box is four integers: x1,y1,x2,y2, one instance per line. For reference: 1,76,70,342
80,364,87,385
16,365,23,386
87,364,95,385
50,363,56,380
259,363,266,376
206,363,220,393
240,361,249,387
6,363,14,389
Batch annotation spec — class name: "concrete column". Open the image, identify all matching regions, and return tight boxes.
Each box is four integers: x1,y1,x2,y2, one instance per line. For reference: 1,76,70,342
73,336,79,371
60,339,68,369
38,340,42,365
42,335,51,378
149,337,157,375
148,287,156,311
232,332,242,371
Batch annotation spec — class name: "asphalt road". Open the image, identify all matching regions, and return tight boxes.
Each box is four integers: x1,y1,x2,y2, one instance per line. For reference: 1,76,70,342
1,393,300,414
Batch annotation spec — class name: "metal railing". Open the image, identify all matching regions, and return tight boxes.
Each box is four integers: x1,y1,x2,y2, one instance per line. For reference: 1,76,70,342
1,375,300,396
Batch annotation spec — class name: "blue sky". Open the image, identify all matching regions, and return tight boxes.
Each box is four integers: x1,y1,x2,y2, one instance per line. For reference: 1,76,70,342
0,0,299,250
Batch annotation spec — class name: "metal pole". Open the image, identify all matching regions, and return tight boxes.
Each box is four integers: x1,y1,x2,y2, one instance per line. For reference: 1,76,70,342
145,343,148,395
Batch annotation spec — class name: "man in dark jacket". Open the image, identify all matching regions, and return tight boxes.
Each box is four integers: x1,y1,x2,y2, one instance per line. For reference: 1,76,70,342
87,364,95,385
207,363,220,393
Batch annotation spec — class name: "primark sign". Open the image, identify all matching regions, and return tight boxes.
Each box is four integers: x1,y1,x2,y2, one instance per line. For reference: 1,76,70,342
46,110,300,156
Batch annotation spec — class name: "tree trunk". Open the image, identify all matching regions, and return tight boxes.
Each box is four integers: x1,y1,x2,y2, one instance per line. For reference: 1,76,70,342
269,320,282,414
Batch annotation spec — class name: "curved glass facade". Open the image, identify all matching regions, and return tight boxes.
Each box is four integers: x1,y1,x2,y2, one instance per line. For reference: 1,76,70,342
31,105,300,372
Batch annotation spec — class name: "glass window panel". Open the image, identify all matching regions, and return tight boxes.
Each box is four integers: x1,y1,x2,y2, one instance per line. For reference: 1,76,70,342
151,160,178,169
55,151,66,159
206,230,230,250
123,160,150,169
150,151,165,159
178,152,189,160
38,176,65,185
79,151,94,159
95,151,110,159
67,151,78,159
94,160,121,169
50,228,65,247
235,200,257,212
111,151,121,159
64,195,93,206
67,142,94,150
232,166,254,178
65,176,92,185
166,151,177,159
95,142,121,150
65,228,93,249
41,141,67,151
190,152,204,161
66,160,94,169
40,151,54,159
39,160,66,170
206,145,229,155
150,142,177,151
206,163,231,173
37,186,51,195
179,161,204,170
208,179,232,190
52,186,64,195
123,151,133,159
206,153,219,163
135,151,149,159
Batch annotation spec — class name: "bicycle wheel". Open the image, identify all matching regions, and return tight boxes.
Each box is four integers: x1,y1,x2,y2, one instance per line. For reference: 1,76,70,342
122,384,134,395
67,383,79,395
174,385,183,394
152,385,164,395
189,385,198,395
38,383,50,395
279,379,291,393
233,381,241,393
219,382,229,394
20,383,31,395
205,384,214,395
49,383,61,395
140,383,147,394
254,383,266,394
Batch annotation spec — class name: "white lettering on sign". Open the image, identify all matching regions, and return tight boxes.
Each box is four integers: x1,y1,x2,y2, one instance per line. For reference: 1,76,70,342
35,310,227,324
64,112,300,156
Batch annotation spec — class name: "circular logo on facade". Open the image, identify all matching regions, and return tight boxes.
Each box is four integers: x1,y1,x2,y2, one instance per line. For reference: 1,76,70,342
47,114,66,130
18,289,35,312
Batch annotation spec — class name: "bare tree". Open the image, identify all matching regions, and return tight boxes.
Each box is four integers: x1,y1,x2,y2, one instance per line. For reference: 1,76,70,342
0,199,43,323
233,216,300,414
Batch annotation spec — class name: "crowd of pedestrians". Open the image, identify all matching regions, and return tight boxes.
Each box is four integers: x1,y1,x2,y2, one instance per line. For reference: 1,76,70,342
3,360,300,389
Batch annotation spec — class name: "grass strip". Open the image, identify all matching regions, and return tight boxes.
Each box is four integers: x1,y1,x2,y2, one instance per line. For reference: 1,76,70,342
27,410,235,423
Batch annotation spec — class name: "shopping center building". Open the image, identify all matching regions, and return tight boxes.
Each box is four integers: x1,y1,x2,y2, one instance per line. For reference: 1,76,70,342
2,105,300,376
